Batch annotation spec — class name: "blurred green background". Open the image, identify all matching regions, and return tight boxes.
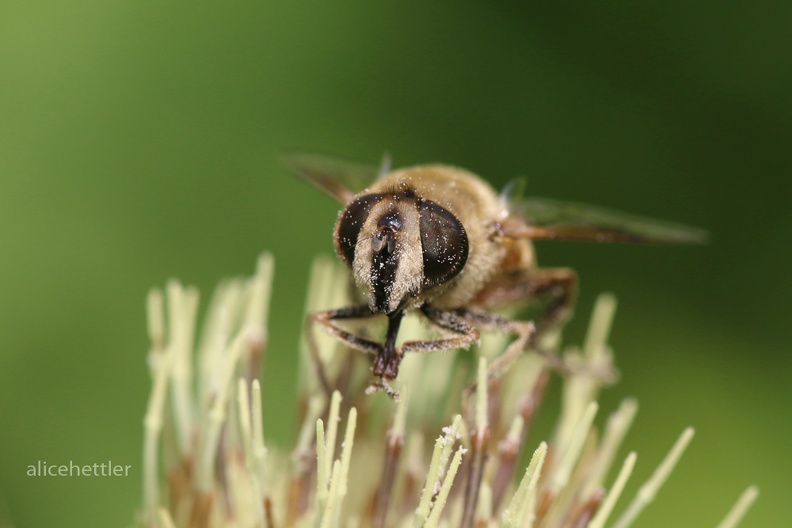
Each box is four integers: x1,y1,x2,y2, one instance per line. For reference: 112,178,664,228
1,1,790,526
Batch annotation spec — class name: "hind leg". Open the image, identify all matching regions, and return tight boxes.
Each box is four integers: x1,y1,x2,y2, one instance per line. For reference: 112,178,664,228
468,268,616,404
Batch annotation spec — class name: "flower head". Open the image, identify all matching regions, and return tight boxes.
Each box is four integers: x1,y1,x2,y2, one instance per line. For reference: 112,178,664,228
137,253,757,528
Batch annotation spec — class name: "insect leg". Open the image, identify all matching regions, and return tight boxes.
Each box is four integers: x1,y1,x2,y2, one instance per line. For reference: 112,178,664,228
455,308,536,369
471,269,616,386
371,311,405,380
473,267,578,345
449,308,540,420
399,304,481,355
361,305,482,396
361,306,481,399
307,304,381,395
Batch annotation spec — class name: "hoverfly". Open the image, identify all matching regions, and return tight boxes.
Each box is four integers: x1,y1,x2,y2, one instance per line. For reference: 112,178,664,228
287,154,705,397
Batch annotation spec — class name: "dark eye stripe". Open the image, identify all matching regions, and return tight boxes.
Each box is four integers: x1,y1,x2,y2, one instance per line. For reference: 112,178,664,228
371,241,400,313
419,200,468,287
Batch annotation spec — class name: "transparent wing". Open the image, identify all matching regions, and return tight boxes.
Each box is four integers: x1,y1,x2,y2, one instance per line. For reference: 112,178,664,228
282,152,382,204
506,196,708,244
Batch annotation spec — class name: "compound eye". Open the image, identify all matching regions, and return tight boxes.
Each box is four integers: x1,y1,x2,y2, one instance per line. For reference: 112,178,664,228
335,194,382,266
419,200,468,287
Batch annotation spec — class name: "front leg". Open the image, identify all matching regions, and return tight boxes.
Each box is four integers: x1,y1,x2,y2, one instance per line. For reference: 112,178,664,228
308,304,381,395
372,305,481,387
369,305,483,380
396,304,481,358
371,310,405,380
310,305,410,399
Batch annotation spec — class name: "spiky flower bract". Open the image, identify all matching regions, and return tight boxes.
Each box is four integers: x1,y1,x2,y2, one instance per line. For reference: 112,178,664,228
136,254,757,528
